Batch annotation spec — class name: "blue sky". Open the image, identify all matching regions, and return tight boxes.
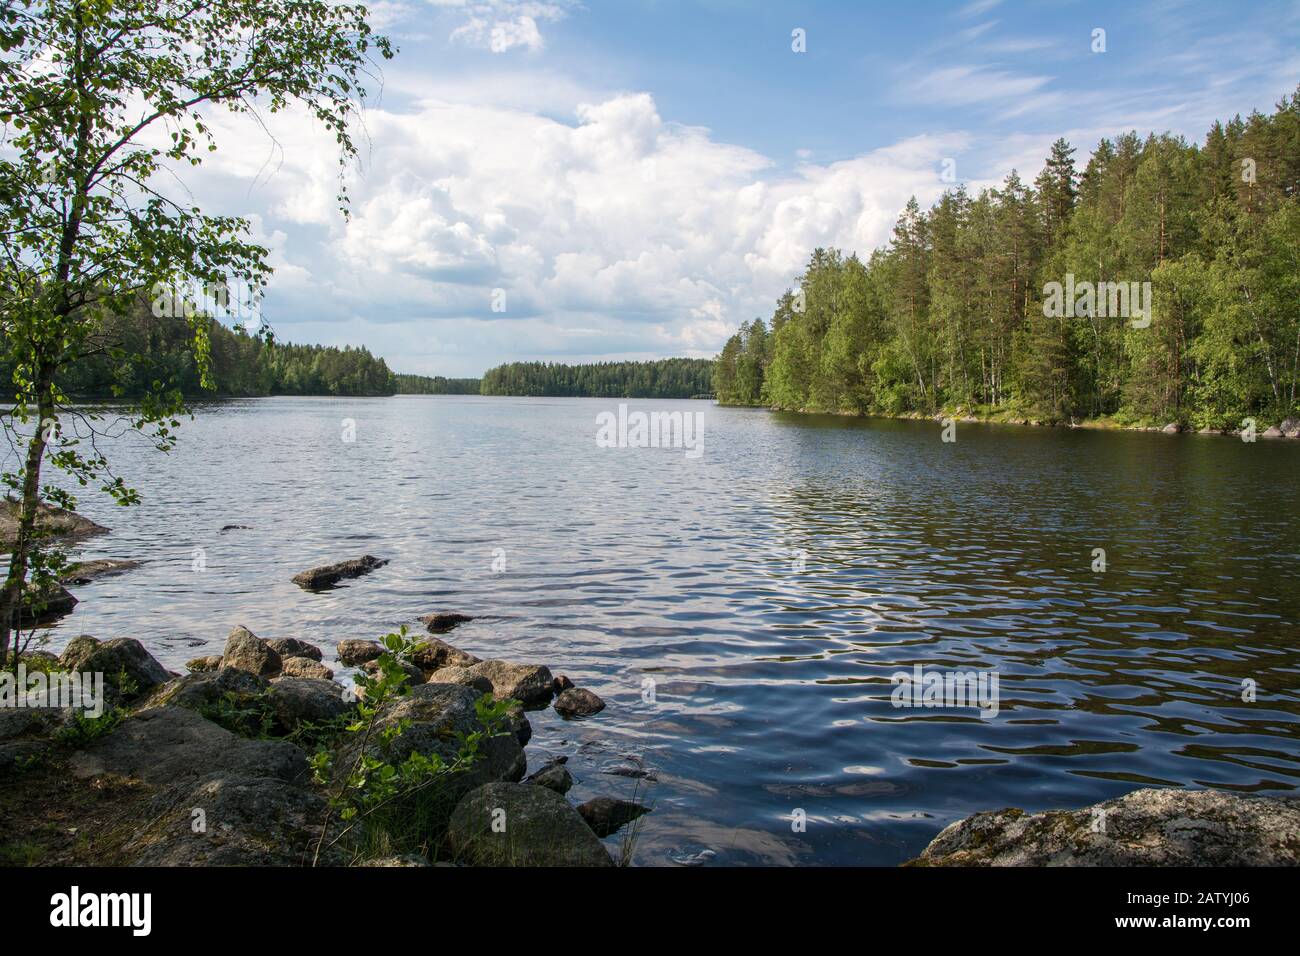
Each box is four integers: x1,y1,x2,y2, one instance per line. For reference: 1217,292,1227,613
188,0,1300,376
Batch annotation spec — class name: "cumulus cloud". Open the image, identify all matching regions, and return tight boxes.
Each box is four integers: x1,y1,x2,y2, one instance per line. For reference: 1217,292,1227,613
437,1,575,53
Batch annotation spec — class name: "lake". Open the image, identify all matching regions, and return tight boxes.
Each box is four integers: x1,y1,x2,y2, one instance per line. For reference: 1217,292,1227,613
33,396,1300,865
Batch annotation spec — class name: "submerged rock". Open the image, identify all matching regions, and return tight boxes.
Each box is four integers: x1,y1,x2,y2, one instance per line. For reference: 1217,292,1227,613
336,639,383,666
59,558,142,585
222,626,282,677
420,612,474,633
448,782,613,867
909,787,1300,866
467,660,555,709
576,797,651,837
554,687,605,718
267,638,323,662
526,762,574,795
0,499,107,551
291,555,387,590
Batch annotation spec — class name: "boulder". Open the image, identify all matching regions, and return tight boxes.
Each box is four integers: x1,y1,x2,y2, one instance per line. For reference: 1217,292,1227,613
336,639,383,666
576,797,651,837
552,675,574,694
410,637,480,673
280,657,335,681
467,660,555,709
139,667,269,715
908,787,1300,866
1160,422,1180,434
424,665,492,695
291,555,387,590
526,762,573,795
185,655,223,674
0,498,107,551
222,626,282,677
59,559,142,585
361,855,431,867
1280,417,1300,439
554,687,605,718
1263,425,1284,438
58,635,171,697
420,612,474,633
360,657,424,685
448,782,613,867
266,638,323,662
266,677,353,730
18,582,77,626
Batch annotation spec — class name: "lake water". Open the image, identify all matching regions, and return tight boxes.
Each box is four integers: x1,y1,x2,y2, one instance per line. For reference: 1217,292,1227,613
32,396,1300,865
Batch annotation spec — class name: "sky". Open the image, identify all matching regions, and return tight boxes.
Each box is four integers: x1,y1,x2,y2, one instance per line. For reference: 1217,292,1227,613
185,0,1300,377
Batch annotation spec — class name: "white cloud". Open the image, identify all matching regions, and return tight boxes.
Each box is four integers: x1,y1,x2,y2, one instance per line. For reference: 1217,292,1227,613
437,1,575,53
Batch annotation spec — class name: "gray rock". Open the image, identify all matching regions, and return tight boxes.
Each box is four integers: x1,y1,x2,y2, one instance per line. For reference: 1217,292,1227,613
361,855,431,867
0,498,107,551
1280,417,1300,439
467,659,555,709
410,637,480,673
139,667,268,715
1263,425,1284,438
58,635,171,697
266,638,323,662
292,555,387,590
420,612,474,633
554,687,605,718
68,706,307,787
1160,422,1180,434
909,787,1300,866
424,665,492,695
279,657,335,681
266,677,353,730
336,639,383,666
221,625,282,677
59,558,142,585
448,782,613,867
18,582,77,626
526,762,573,795
552,675,574,694
185,655,224,673
576,797,651,837
360,657,424,685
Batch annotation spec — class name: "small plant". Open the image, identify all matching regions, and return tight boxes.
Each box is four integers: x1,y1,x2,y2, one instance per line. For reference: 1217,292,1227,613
308,626,515,865
197,690,277,739
55,708,124,747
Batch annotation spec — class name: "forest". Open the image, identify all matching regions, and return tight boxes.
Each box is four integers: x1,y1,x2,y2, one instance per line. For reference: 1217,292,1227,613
479,358,714,398
713,88,1300,430
392,373,481,394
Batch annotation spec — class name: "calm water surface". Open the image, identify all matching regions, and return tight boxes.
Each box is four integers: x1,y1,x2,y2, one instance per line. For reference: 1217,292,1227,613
35,396,1300,865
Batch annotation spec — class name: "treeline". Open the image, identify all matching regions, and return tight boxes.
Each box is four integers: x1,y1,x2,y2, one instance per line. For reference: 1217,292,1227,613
715,88,1300,429
393,373,481,394
480,358,714,398
29,302,397,398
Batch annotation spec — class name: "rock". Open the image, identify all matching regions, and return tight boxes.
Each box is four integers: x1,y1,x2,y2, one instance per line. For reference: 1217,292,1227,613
505,704,532,748
554,687,605,718
908,787,1300,866
221,625,282,677
266,638,323,662
291,555,387,590
139,667,269,715
467,660,555,709
220,524,251,532
1263,425,1284,438
280,657,335,681
576,797,652,837
58,558,142,585
410,637,480,673
186,655,224,674
425,665,492,695
336,639,383,666
552,675,574,694
362,855,431,867
130,772,326,866
526,762,573,795
69,706,307,788
360,657,424,685
1161,422,1181,434
448,782,613,867
0,498,107,551
266,677,353,730
18,582,77,626
1280,417,1300,438
420,612,474,633
58,636,171,697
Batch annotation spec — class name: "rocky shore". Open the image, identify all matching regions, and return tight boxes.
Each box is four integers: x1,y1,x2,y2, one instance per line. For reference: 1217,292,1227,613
0,622,641,867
